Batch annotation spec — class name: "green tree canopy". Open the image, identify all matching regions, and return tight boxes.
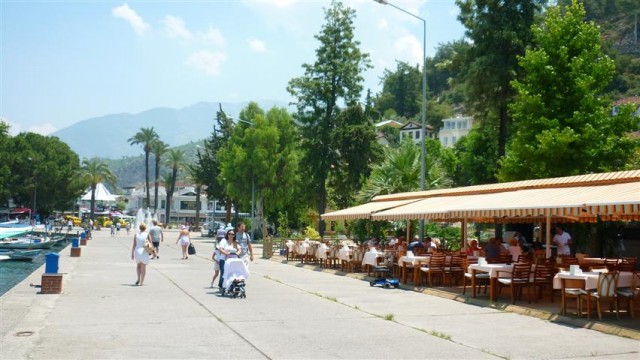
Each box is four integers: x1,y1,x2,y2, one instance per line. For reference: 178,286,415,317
128,127,159,208
287,0,371,235
499,0,639,181
456,0,545,172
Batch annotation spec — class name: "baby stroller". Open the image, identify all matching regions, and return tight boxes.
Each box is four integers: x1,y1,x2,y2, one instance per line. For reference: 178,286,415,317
222,255,249,298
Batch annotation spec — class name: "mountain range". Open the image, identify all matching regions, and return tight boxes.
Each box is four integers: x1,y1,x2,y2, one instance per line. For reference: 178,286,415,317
52,100,288,160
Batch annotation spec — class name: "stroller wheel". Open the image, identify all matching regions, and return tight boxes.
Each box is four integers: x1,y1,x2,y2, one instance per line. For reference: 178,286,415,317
369,281,374,287
384,283,391,289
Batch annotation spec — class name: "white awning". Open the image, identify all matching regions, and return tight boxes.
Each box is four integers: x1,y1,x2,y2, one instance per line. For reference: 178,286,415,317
370,182,640,223
321,199,421,221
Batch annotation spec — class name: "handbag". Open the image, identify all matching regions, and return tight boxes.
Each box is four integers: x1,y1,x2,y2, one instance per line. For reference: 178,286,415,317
143,238,154,254
188,243,196,255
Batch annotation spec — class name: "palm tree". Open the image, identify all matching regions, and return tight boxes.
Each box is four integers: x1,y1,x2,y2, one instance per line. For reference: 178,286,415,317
77,158,117,221
164,149,186,225
128,127,159,209
150,140,169,214
185,163,204,230
161,172,174,225
357,140,421,203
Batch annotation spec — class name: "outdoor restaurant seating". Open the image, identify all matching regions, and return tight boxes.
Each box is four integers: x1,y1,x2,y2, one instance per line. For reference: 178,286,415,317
531,261,555,303
496,262,532,304
462,257,488,296
579,271,620,320
444,254,465,286
560,277,584,316
617,271,640,318
418,253,446,287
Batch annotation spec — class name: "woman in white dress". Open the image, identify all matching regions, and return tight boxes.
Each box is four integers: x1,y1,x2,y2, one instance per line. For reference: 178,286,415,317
176,225,191,260
131,223,151,286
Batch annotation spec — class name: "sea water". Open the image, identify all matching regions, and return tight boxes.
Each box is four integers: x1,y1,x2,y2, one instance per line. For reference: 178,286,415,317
0,241,71,296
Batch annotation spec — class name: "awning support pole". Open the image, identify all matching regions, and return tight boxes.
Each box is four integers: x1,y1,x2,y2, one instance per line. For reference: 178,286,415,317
545,214,552,258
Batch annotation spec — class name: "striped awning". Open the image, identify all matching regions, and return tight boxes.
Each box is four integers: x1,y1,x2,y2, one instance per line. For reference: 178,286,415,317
370,182,640,223
320,199,421,221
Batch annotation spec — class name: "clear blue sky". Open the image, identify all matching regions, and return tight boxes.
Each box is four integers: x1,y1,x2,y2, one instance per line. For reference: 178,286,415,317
1,0,466,135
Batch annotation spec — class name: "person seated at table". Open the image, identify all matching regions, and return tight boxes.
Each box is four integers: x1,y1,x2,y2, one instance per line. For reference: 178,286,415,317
424,237,437,252
484,237,502,262
407,235,424,251
507,238,522,262
466,239,481,256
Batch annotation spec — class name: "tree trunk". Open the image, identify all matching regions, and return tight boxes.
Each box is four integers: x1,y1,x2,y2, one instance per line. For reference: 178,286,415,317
90,185,96,221
318,179,327,237
154,159,160,214
256,195,264,240
165,193,171,226
145,151,151,209
194,184,202,230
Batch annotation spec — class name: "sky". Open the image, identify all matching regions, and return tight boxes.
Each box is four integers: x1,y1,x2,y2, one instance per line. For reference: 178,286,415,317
1,0,466,136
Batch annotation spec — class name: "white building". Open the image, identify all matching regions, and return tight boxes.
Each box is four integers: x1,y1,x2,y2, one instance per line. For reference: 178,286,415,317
124,183,247,226
438,116,474,148
399,121,434,143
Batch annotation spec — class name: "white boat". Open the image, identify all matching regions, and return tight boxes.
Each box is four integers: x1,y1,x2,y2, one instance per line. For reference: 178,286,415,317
0,254,9,261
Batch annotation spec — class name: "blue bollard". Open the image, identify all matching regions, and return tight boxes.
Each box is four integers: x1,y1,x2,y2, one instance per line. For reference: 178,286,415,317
80,232,86,240
45,253,59,274
71,237,79,248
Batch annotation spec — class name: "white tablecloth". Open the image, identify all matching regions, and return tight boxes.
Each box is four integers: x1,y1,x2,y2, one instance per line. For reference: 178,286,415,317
362,251,383,266
316,244,329,259
398,256,430,266
337,248,352,261
467,263,513,278
553,271,632,290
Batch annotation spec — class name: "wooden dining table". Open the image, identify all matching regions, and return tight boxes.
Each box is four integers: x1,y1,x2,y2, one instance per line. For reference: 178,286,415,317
467,263,514,301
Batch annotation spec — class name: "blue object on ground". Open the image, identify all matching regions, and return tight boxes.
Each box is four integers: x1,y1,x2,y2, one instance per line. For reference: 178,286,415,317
45,253,59,274
80,232,86,240
71,238,79,248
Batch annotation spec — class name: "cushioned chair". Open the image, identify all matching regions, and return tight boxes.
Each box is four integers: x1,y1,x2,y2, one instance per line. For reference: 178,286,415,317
497,262,532,304
560,278,584,317
444,254,465,287
462,257,489,296
419,254,446,287
531,262,555,303
580,271,620,320
617,271,640,318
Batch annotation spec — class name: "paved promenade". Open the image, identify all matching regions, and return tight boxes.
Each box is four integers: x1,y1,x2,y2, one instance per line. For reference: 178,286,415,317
1,230,639,359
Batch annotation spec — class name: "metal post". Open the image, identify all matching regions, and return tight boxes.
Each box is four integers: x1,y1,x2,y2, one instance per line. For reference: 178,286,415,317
251,175,255,241
374,0,427,240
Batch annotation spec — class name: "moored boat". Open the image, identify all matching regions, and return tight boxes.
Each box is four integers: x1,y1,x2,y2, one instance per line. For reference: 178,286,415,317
7,249,43,261
0,234,65,250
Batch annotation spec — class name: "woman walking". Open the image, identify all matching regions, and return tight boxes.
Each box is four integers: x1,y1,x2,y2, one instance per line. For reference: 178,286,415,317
176,225,190,259
217,229,241,291
131,223,150,286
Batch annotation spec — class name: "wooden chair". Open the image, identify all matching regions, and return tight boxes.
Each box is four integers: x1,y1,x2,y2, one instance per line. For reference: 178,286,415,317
517,253,532,263
617,271,640,318
580,271,620,320
347,248,363,273
531,261,555,303
444,254,465,287
497,262,532,304
462,257,489,296
419,254,446,287
560,278,584,316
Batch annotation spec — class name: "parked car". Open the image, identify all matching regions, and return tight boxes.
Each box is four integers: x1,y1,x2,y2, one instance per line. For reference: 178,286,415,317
201,221,225,238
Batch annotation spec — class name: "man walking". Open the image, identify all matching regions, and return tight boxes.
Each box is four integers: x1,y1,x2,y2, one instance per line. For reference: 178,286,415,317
149,220,164,259
235,222,254,265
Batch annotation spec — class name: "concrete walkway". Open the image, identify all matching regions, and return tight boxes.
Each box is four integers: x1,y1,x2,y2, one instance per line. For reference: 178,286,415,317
1,230,638,359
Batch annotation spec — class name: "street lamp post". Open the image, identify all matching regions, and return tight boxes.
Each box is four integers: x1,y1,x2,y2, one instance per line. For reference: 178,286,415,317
374,0,427,241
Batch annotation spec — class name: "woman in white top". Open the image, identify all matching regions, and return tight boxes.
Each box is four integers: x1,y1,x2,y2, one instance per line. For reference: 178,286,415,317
175,225,191,259
217,229,241,290
131,223,151,286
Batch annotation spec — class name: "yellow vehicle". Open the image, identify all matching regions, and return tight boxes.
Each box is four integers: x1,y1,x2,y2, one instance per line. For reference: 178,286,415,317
64,215,82,226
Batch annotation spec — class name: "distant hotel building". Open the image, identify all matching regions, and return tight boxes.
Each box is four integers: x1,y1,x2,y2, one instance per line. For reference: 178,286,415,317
438,116,474,148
